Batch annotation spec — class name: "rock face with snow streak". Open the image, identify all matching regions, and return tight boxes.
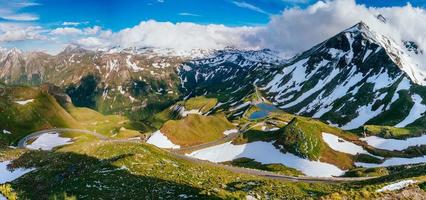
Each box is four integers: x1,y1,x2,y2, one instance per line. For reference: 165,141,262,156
179,49,284,112
262,22,426,130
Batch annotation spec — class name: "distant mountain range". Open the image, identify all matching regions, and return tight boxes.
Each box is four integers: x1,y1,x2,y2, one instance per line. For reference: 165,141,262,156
1,21,426,130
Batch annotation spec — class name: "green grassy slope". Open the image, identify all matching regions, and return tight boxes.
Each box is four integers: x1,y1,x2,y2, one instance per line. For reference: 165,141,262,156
2,142,341,199
0,86,81,145
161,113,235,147
2,140,426,199
277,117,354,169
0,85,145,146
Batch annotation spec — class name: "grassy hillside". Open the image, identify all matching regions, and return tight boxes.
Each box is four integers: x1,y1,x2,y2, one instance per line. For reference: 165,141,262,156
183,96,218,113
277,117,354,169
2,140,426,199
363,125,423,139
161,113,235,147
1,141,342,199
149,96,218,129
0,85,145,146
66,105,143,137
0,86,81,145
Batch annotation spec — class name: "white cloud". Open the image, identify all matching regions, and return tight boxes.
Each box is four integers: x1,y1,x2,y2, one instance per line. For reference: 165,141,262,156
249,0,426,58
83,26,102,35
0,25,45,42
0,0,40,21
1,13,38,21
178,12,200,17
111,20,260,51
62,22,80,26
50,27,82,36
5,0,426,65
232,1,270,15
69,0,426,57
75,37,108,49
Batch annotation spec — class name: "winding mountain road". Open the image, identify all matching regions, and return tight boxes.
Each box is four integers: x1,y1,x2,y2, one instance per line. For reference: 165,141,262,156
16,128,109,148
169,151,374,183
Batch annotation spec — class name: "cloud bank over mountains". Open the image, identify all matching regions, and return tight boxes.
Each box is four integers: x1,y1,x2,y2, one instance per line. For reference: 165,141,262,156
1,0,426,58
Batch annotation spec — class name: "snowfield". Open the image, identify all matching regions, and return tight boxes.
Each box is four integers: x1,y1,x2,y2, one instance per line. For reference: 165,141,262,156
0,161,35,184
180,109,203,117
322,133,369,155
376,180,416,192
147,130,180,149
223,129,238,135
26,133,73,150
14,99,34,105
186,141,344,177
356,155,426,168
360,134,426,151
395,94,426,127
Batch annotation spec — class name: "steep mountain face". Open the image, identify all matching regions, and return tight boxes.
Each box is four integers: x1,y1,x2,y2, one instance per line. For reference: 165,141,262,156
179,49,284,112
262,22,426,130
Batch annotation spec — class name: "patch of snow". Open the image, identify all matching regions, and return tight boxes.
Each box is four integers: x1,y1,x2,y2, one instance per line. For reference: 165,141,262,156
395,94,426,127
2,130,11,134
285,67,340,109
322,133,369,155
341,103,384,130
126,55,143,72
362,49,372,62
181,109,202,117
360,134,426,151
357,155,426,167
187,141,344,177
223,129,238,135
376,180,416,192
26,133,73,150
147,130,180,149
15,99,34,105
387,77,411,110
262,126,279,131
0,161,35,184
366,69,397,91
230,102,251,111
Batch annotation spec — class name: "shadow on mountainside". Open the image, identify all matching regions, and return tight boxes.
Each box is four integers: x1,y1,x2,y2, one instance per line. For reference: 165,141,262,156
7,150,220,200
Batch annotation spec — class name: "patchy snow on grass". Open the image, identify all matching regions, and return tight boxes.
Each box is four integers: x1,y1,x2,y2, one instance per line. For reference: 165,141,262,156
261,126,280,131
26,133,73,150
147,130,180,149
181,109,202,117
322,133,369,155
395,94,426,127
187,141,344,177
14,99,34,105
230,102,251,111
360,135,426,151
341,103,384,130
223,129,238,135
0,161,35,184
376,180,416,192
356,155,426,168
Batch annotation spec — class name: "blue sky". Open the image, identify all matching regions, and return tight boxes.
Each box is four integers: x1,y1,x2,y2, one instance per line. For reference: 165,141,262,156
0,0,424,53
3,0,424,30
